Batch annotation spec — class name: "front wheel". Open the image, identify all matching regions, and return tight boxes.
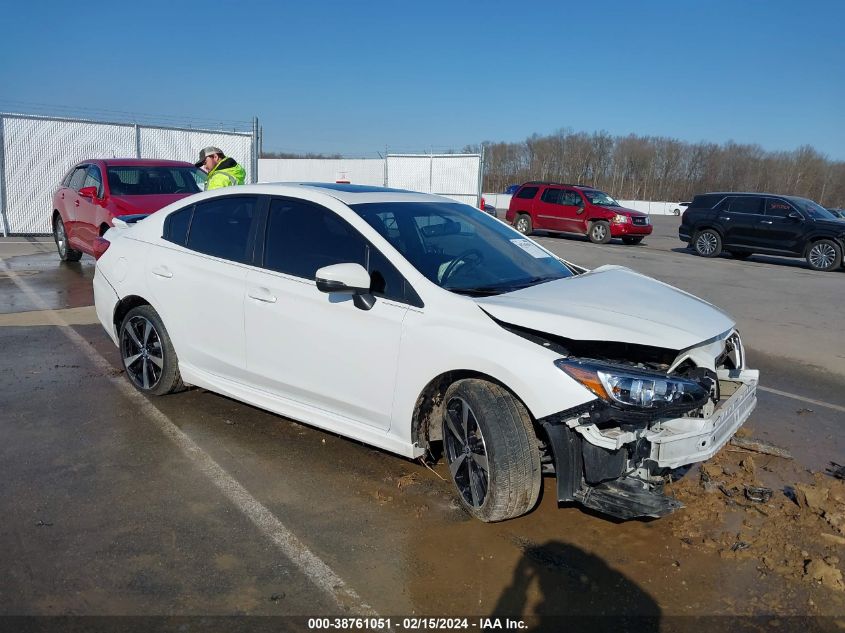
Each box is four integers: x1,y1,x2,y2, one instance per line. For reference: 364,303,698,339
514,214,533,235
693,229,722,257
588,220,611,244
622,236,643,245
806,240,842,272
119,305,185,396
54,216,82,262
441,379,541,522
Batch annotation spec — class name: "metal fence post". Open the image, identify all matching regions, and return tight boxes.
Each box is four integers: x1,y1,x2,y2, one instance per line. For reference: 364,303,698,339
477,145,485,208
0,116,9,237
251,116,259,183
134,123,141,158
383,146,389,187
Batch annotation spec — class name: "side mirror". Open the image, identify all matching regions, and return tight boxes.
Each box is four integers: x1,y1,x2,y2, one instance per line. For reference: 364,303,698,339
315,263,375,310
78,186,98,199
787,211,803,221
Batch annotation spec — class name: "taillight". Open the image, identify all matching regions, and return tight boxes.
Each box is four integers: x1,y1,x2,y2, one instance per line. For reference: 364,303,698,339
93,237,110,260
480,197,486,210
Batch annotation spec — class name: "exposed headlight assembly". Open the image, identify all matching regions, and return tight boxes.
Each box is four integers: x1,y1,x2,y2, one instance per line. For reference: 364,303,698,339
556,358,709,413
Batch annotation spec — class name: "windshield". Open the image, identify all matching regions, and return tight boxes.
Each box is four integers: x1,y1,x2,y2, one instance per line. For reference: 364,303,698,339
107,166,204,195
791,197,839,220
350,202,574,295
582,189,620,207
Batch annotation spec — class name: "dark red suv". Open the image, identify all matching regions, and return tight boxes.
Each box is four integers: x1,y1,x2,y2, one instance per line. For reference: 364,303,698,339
505,182,653,244
52,159,205,261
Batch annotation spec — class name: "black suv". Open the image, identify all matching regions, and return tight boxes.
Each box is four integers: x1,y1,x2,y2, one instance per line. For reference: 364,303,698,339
679,192,845,272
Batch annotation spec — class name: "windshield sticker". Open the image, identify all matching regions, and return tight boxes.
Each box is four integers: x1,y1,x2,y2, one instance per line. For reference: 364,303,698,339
510,238,552,258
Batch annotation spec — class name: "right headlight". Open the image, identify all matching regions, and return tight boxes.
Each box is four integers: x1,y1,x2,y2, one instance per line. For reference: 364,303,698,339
555,358,709,412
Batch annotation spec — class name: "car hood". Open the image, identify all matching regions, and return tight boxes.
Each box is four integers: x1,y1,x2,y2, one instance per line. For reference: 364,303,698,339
474,265,734,351
111,193,195,215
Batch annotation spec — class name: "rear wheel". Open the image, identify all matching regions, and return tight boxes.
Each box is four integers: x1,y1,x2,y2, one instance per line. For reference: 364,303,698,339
622,236,643,245
119,305,184,396
441,379,541,522
693,229,722,257
588,220,611,244
53,216,82,262
806,240,842,272
514,214,532,235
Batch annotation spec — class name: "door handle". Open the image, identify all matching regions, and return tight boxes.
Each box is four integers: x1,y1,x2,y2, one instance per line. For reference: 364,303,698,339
760,220,773,224
151,266,173,278
248,288,277,303
719,215,731,221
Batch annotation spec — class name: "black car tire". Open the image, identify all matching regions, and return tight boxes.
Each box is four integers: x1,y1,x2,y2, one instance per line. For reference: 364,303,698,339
441,379,541,522
729,251,753,260
588,220,612,244
693,229,722,258
54,216,83,262
806,239,842,272
622,236,643,245
514,214,533,235
119,305,185,396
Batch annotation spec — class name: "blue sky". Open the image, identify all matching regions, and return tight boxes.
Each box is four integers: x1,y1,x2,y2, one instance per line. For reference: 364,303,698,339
1,0,843,158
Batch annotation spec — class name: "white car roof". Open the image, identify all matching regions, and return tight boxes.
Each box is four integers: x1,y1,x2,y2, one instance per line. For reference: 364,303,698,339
249,182,453,205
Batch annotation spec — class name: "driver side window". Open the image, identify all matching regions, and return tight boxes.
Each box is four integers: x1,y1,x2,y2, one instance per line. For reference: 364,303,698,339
765,198,797,219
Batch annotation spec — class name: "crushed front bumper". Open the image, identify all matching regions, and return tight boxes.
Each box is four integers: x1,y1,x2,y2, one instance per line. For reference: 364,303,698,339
543,368,759,520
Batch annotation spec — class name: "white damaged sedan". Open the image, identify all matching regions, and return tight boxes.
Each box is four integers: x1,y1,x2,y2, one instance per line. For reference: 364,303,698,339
93,183,758,522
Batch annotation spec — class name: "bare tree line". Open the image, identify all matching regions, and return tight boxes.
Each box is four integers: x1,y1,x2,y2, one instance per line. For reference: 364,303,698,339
471,130,845,206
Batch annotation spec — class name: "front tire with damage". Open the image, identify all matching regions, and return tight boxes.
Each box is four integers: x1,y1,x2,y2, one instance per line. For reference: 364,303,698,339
441,379,541,522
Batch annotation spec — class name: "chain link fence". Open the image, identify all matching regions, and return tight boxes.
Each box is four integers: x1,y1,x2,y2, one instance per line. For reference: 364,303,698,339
0,113,258,235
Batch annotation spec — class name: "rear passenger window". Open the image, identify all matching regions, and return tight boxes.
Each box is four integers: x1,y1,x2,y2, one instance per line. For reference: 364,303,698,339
164,206,193,246
765,199,795,218
69,167,88,191
516,186,539,199
729,197,763,214
186,197,257,263
541,188,561,204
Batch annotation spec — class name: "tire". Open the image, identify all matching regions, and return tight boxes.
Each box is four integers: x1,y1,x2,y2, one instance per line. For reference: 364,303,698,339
693,229,722,258
622,236,643,245
514,214,532,235
53,216,82,262
119,305,185,396
441,379,541,522
806,239,842,272
673,208,681,216
588,220,611,244
729,251,752,260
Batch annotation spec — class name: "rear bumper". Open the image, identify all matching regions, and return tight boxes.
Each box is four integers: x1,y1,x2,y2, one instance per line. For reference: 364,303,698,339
93,267,120,346
679,226,691,241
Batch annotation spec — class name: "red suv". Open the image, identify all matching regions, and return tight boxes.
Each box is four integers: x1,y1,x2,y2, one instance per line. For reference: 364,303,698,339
52,159,205,261
506,182,653,245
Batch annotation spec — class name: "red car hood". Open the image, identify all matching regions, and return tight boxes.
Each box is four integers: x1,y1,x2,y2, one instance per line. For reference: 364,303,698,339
111,193,194,215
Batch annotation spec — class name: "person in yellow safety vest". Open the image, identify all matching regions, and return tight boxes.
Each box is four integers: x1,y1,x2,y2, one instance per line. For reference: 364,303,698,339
194,146,246,190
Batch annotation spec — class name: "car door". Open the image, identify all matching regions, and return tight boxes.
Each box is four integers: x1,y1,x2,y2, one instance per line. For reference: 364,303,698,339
243,196,410,430
718,196,765,249
762,198,806,254
147,195,260,382
534,187,565,231
560,189,587,233
75,164,105,249
63,166,89,249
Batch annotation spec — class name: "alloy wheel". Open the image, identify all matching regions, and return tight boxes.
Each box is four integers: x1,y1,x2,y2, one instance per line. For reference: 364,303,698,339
592,224,607,241
696,232,718,255
121,315,164,390
809,243,836,270
54,220,67,257
516,217,529,234
443,396,490,508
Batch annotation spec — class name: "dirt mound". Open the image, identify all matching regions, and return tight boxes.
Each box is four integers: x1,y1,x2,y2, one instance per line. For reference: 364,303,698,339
668,438,845,593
